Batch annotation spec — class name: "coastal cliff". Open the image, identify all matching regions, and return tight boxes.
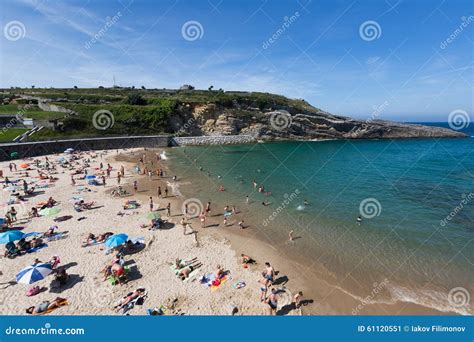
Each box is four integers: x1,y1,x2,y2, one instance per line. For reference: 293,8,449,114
169,102,466,140
1,88,466,141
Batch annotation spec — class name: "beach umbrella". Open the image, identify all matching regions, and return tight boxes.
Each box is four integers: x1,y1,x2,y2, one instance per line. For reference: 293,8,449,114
104,233,128,248
146,212,161,220
0,230,25,244
16,263,53,284
85,175,96,179
20,163,29,169
39,207,60,217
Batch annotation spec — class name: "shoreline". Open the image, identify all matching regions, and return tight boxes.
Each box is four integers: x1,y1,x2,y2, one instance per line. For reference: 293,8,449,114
159,146,459,316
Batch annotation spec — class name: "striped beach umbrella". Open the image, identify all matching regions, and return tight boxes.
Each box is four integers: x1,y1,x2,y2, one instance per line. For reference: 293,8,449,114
39,207,60,217
104,233,128,248
0,230,24,244
16,263,53,284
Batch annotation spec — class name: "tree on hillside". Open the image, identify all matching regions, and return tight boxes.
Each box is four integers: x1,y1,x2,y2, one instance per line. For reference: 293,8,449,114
126,93,146,105
208,85,214,92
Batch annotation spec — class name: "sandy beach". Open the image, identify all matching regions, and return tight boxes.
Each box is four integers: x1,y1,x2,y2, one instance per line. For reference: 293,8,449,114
0,147,305,316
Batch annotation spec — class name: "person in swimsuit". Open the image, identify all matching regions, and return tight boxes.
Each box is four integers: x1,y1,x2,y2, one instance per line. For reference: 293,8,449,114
177,262,202,280
266,288,278,315
26,297,67,314
264,262,275,284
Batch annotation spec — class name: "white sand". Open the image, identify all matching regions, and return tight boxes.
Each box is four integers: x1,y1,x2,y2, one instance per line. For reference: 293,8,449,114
0,148,298,315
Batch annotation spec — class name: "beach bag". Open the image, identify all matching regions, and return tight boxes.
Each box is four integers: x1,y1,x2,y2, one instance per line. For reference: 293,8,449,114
26,286,40,297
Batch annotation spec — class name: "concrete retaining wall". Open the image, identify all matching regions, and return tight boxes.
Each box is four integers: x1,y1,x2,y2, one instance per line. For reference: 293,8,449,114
0,135,171,161
0,134,258,161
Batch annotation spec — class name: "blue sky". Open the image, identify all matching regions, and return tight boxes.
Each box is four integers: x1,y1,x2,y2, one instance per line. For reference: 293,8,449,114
0,0,472,121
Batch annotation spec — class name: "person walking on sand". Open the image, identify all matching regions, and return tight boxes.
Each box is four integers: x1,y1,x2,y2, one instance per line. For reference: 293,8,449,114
102,175,106,186
266,288,278,315
71,175,75,186
289,230,294,241
246,195,249,204
149,197,154,211
157,186,162,198
117,172,121,185
106,168,111,178
164,187,168,198
184,203,189,217
133,180,138,192
200,212,206,228
166,203,171,217
205,202,211,217
120,165,125,177
238,220,244,229
223,216,228,226
264,262,275,284
293,291,303,309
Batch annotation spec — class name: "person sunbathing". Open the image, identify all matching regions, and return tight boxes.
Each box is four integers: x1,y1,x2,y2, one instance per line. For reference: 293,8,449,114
43,225,58,237
30,237,43,249
25,297,67,314
114,288,146,311
177,261,202,280
241,254,256,265
47,197,57,207
215,265,225,278
175,257,198,270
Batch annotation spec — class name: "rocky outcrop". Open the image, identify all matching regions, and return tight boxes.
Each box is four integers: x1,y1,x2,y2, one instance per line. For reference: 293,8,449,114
169,104,466,140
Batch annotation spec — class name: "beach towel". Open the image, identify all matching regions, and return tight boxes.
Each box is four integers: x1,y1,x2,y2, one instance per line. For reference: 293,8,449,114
37,299,69,315
232,281,246,289
23,232,41,239
171,262,200,283
210,275,230,292
46,232,66,241
201,273,230,291
26,244,48,253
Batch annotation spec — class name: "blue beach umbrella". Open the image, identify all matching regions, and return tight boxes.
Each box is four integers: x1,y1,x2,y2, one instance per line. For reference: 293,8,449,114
0,230,25,244
16,263,53,284
105,233,128,248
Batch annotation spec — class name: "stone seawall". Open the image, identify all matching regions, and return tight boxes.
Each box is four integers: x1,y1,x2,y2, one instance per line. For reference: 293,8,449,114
0,135,170,161
0,134,257,161
171,135,256,146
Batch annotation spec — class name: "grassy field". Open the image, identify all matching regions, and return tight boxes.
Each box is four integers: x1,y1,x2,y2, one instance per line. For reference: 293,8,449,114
0,104,64,119
0,128,28,142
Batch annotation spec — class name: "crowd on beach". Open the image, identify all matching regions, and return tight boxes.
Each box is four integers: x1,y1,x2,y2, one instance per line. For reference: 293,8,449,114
0,148,306,316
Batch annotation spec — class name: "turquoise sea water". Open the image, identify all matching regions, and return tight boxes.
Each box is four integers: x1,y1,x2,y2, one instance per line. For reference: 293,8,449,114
169,124,473,314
